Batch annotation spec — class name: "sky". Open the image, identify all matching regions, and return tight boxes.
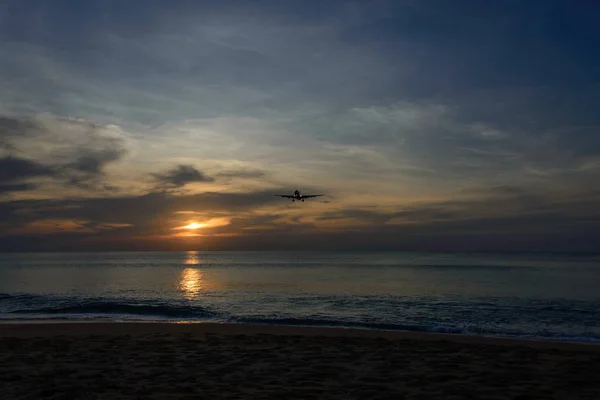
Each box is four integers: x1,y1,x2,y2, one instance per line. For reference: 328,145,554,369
1,0,599,252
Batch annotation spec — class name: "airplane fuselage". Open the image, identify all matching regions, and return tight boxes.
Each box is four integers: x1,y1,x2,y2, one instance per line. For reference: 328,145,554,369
274,189,324,202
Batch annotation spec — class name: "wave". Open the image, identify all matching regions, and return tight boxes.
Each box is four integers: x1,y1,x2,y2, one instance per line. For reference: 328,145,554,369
3,310,600,343
4,312,599,343
8,301,216,318
3,292,600,343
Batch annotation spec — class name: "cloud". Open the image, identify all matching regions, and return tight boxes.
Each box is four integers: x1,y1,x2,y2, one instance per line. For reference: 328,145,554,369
0,116,43,151
457,185,528,199
0,3,596,194
0,156,55,183
0,114,129,192
0,183,37,194
0,189,285,228
215,169,266,180
1,2,600,251
151,164,215,189
0,155,58,194
1,184,599,252
8,218,133,236
0,188,289,249
59,147,127,189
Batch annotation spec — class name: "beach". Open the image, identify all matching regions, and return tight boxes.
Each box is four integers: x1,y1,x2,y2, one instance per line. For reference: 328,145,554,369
1,323,600,399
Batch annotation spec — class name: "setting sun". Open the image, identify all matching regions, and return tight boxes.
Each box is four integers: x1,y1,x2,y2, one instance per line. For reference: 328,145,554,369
180,222,207,230
172,217,232,237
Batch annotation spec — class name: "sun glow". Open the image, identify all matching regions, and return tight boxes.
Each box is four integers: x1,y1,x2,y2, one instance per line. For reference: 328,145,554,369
173,217,231,232
180,222,207,230
171,217,232,238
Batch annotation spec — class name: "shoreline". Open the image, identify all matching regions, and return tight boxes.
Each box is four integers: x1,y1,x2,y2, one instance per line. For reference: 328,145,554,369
2,321,599,351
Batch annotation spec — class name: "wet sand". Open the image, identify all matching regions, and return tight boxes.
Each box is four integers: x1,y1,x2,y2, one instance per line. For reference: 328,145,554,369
1,323,599,399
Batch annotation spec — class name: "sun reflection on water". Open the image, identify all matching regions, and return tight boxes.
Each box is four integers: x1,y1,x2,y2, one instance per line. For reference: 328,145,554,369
180,251,203,299
184,251,201,265
180,268,203,299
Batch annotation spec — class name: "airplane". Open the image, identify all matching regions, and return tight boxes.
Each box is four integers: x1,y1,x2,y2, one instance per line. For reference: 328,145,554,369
274,189,324,202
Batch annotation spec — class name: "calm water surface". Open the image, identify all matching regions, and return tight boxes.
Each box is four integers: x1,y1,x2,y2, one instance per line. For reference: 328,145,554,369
1,251,599,342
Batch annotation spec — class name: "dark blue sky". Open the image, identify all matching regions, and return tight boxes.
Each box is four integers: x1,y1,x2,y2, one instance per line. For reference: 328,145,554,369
1,0,599,251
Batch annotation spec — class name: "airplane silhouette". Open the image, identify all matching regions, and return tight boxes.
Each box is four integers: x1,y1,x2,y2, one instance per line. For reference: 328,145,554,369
275,189,324,202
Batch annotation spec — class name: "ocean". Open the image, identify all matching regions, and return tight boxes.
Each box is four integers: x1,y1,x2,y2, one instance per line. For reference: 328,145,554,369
1,251,599,342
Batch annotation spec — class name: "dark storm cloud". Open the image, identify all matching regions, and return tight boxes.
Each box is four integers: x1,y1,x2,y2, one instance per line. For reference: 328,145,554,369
151,165,215,189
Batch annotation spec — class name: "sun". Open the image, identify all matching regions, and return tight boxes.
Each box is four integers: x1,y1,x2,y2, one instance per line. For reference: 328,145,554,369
180,222,207,230
171,217,232,237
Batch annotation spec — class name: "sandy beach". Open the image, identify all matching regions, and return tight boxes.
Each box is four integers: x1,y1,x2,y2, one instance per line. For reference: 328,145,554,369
1,323,600,399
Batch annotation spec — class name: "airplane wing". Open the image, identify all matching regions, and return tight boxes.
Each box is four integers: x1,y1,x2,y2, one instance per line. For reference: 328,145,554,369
301,194,325,198
274,195,295,198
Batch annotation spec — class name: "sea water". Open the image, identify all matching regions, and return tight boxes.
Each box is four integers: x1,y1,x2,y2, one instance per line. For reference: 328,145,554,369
1,251,599,342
